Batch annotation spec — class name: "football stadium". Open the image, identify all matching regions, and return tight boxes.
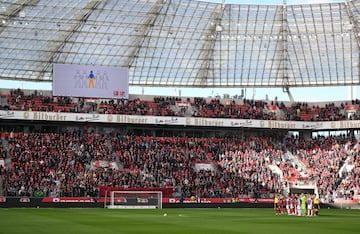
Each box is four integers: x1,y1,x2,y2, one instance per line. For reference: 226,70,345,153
0,0,359,233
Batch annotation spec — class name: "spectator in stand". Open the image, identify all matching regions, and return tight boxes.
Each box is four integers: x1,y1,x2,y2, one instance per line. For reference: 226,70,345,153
1,88,358,121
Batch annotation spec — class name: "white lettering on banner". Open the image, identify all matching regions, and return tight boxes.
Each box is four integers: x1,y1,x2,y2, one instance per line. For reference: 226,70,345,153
176,101,191,107
115,198,127,203
2,110,360,130
19,197,30,203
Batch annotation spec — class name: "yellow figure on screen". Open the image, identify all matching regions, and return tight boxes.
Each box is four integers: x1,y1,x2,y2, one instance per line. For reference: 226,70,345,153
88,70,95,88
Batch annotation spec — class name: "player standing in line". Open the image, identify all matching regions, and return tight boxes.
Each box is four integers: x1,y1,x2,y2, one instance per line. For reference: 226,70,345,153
301,193,307,216
313,194,320,216
297,194,302,216
286,194,290,215
293,194,298,215
280,195,286,215
307,194,313,216
290,194,296,215
274,193,279,215
290,194,295,215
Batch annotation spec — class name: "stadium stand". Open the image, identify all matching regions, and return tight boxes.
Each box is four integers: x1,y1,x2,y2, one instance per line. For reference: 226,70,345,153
1,0,360,209
1,88,359,121
0,124,358,204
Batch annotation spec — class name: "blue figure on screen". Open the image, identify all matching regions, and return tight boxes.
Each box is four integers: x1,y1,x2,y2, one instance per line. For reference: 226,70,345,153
88,70,95,88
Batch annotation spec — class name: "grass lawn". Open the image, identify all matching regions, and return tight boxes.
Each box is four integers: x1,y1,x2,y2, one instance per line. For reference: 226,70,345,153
0,208,359,234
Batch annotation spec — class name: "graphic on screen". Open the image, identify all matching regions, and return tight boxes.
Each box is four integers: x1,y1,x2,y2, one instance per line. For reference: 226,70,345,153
53,64,129,99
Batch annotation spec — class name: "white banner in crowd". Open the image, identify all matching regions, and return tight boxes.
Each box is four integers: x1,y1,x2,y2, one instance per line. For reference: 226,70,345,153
1,110,360,130
53,64,129,99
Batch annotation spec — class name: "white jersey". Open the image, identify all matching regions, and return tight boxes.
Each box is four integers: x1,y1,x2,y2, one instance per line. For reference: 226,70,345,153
307,197,313,209
286,198,290,209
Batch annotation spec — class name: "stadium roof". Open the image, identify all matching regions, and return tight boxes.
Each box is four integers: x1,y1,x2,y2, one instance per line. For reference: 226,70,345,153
0,0,359,88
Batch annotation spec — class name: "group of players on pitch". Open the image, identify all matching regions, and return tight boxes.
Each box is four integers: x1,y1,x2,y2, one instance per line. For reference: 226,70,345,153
274,193,320,216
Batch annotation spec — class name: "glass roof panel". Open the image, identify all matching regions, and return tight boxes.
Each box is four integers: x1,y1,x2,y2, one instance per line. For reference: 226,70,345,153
0,0,359,87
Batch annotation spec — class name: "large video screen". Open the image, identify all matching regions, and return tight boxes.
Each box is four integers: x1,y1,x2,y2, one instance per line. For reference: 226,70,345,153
53,64,129,99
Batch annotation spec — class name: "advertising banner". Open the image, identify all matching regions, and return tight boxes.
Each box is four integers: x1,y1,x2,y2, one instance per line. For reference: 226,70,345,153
3,110,360,130
41,197,95,203
162,197,273,204
53,63,129,99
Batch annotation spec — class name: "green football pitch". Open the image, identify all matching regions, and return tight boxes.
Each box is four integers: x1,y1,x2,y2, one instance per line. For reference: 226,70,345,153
0,208,359,234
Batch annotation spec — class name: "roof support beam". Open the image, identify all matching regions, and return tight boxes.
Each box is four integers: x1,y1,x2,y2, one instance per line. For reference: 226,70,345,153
39,0,102,78
280,2,290,91
127,0,168,68
196,2,226,87
344,0,360,87
344,1,360,48
280,1,294,103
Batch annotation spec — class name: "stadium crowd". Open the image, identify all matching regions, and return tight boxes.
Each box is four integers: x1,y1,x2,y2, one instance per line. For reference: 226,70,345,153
284,134,357,201
0,130,358,202
2,88,360,121
334,145,360,201
0,89,359,201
